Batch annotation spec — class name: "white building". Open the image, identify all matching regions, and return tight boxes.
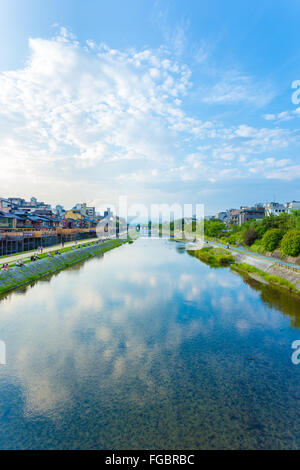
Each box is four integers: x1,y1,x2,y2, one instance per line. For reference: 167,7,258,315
215,211,229,222
285,201,300,213
264,202,287,216
73,203,95,217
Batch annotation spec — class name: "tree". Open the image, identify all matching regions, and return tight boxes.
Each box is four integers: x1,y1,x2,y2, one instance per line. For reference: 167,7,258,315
261,228,283,252
244,228,259,246
290,209,300,230
204,220,226,238
280,230,300,257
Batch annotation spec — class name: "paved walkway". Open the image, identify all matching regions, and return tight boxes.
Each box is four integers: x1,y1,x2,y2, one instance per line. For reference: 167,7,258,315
0,237,100,266
207,240,300,271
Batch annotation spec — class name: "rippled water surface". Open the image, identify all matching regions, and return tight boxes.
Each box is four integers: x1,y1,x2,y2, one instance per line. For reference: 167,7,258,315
0,238,299,449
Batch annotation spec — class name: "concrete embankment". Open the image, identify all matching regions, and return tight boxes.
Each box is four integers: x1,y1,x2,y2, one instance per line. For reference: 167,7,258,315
186,241,300,293
0,240,125,296
231,251,300,292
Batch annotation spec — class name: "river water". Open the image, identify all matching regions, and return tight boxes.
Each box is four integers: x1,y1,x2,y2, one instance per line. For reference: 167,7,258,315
0,238,299,449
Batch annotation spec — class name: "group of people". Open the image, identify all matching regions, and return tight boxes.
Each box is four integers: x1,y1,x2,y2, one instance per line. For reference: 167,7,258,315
1,263,10,271
30,254,41,262
1,239,99,273
47,250,61,257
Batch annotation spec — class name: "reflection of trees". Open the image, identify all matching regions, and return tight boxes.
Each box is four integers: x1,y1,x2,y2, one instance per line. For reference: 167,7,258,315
235,272,300,328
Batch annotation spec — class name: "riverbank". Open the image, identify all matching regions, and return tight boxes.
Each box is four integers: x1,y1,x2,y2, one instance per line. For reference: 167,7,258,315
205,235,300,265
185,242,300,295
0,236,100,265
0,239,128,296
188,246,235,267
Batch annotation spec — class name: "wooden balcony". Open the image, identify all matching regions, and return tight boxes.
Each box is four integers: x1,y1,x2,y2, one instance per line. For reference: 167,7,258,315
0,227,97,240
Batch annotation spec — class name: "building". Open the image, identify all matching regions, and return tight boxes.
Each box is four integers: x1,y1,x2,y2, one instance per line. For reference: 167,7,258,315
65,208,99,229
0,196,52,213
0,199,15,213
73,203,96,218
55,205,66,218
264,202,287,216
104,207,113,218
0,212,18,229
238,206,265,225
65,209,84,221
215,211,229,222
285,201,300,213
228,209,241,225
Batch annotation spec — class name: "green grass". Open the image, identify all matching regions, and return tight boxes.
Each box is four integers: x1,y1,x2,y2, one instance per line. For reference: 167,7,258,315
188,246,235,267
3,240,108,267
0,239,129,296
232,262,298,293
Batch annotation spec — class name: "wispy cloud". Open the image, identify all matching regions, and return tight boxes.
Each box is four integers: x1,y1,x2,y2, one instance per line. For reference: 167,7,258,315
202,70,275,107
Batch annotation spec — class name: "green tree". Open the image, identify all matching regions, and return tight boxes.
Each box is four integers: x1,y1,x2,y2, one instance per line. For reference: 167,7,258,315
204,220,226,237
244,228,259,246
290,209,300,230
280,230,300,257
261,228,283,252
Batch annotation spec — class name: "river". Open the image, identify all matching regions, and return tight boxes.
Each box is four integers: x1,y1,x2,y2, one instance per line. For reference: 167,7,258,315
0,238,299,449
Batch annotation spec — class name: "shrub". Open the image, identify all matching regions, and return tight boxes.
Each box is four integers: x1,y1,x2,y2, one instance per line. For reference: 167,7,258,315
244,228,259,246
261,228,283,252
217,254,235,265
280,230,300,257
228,233,238,244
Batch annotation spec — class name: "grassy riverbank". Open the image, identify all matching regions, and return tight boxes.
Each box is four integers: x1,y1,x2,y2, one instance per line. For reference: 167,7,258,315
188,246,235,267
231,262,298,294
186,243,300,295
0,239,128,296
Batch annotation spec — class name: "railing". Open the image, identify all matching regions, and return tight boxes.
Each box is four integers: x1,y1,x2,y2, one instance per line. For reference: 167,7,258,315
0,228,96,241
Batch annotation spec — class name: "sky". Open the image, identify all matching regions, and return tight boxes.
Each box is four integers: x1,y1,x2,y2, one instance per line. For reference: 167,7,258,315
0,0,299,215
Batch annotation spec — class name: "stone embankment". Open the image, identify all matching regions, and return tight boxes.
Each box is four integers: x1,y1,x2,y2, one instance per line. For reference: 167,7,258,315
232,251,300,292
0,240,125,296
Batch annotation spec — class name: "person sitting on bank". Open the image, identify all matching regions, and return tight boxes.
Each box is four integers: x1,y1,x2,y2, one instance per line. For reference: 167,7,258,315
48,252,54,257
2,263,9,270
30,255,35,262
16,260,24,267
55,251,61,255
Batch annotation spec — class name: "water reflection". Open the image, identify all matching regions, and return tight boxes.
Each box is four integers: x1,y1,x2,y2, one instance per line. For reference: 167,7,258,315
236,273,300,329
0,239,299,449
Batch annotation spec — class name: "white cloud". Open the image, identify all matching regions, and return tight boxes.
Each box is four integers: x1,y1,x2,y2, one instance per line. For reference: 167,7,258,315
0,29,206,202
202,70,275,107
0,28,299,207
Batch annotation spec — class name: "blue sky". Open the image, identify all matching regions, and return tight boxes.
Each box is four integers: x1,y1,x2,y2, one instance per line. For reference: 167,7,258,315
0,0,299,214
